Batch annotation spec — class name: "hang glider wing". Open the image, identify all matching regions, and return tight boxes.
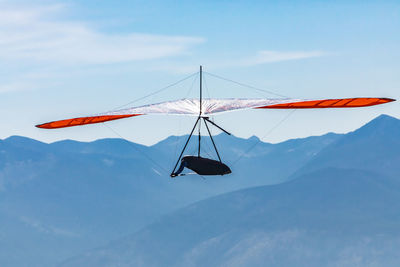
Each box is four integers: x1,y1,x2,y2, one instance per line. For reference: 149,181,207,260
255,97,395,109
198,97,396,113
36,97,394,129
36,114,142,129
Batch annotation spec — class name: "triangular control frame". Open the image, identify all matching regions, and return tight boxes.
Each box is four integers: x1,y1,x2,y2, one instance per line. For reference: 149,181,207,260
170,66,231,177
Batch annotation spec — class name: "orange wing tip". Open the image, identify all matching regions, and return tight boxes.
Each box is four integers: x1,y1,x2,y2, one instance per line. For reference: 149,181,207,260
36,114,142,129
257,97,396,109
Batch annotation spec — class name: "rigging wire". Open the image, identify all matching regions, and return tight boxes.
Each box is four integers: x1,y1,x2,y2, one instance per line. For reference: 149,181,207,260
204,71,289,98
230,109,297,166
173,73,201,167
101,123,169,175
107,71,199,112
185,74,199,98
198,70,295,168
99,69,294,179
101,71,200,176
203,74,212,99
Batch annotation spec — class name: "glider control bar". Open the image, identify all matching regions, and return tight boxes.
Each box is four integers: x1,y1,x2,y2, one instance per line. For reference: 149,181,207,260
203,117,231,135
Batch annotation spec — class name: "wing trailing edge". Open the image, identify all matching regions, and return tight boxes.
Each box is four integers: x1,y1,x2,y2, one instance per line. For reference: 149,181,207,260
36,114,142,129
257,97,395,109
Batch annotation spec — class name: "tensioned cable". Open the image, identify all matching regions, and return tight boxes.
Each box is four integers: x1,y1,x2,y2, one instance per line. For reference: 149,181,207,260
199,70,295,168
230,109,297,167
101,71,199,176
107,71,199,112
184,73,199,98
203,74,212,99
173,74,199,167
102,123,169,175
100,69,293,178
204,71,289,98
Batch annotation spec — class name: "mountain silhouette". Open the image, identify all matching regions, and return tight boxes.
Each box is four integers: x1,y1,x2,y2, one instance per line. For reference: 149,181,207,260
292,114,400,179
61,167,400,267
0,114,399,266
59,115,400,267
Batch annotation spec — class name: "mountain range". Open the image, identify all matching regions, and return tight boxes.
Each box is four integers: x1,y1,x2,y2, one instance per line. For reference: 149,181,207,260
0,114,399,266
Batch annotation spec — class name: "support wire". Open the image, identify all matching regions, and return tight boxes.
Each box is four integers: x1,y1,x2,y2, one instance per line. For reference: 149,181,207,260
102,123,169,175
107,71,199,112
204,71,289,98
231,109,297,166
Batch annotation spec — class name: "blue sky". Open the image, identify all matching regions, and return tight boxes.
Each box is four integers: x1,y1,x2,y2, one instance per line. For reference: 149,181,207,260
0,0,399,145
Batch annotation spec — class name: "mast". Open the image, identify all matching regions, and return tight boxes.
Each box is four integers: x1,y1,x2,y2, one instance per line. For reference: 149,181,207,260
200,65,202,115
198,65,202,157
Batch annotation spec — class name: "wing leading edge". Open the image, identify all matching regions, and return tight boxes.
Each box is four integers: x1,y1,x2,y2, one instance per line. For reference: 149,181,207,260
36,97,395,129
36,114,142,129
257,97,394,109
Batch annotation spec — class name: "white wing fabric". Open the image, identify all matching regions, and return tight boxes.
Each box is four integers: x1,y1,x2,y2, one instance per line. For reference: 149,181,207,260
104,98,298,116
36,97,394,129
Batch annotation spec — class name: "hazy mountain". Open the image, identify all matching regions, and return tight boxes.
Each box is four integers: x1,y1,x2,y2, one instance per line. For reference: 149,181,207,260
0,129,339,266
61,168,400,267
59,114,400,267
291,114,400,179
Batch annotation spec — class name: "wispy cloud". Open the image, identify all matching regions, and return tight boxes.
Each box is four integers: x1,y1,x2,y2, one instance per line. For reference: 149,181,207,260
0,2,324,93
242,50,325,66
158,50,326,74
0,4,204,65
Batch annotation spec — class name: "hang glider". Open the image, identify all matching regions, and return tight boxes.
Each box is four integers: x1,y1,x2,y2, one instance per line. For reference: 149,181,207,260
36,66,395,178
36,97,394,129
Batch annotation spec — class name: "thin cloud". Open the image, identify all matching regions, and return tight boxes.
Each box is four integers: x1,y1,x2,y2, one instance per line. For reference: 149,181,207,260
0,4,204,65
242,50,325,66
146,50,325,74
168,50,326,73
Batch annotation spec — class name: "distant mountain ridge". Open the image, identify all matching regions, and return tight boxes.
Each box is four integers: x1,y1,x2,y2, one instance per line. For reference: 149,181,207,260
291,114,400,180
60,115,400,267
64,168,400,267
0,114,399,267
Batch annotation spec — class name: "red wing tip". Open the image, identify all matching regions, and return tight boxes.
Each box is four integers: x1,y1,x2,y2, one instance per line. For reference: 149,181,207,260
257,97,395,109
36,123,55,129
36,124,47,129
383,98,396,102
35,114,142,129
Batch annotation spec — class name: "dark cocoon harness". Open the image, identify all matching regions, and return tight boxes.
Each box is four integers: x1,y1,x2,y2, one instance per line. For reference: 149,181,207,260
173,156,231,176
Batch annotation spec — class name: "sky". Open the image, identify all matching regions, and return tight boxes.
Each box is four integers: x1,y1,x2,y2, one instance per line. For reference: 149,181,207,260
0,0,399,145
